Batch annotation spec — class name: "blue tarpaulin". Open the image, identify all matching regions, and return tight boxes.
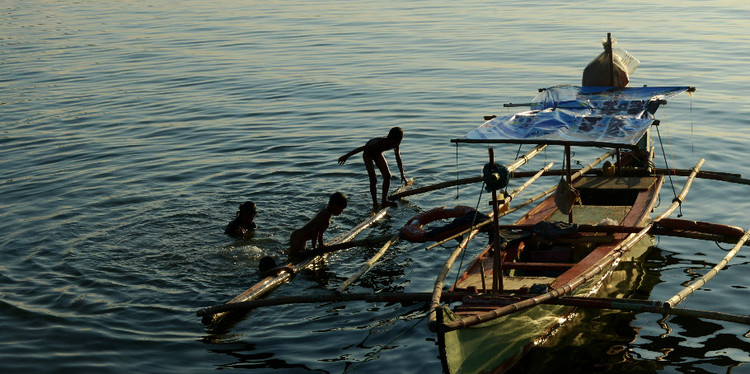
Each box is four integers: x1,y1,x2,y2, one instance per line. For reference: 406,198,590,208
453,86,691,147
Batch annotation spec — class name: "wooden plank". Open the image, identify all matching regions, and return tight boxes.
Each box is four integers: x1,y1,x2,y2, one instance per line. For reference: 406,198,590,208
573,176,657,190
501,262,575,271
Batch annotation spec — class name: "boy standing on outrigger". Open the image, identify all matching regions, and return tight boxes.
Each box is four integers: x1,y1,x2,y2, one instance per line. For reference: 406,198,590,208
338,127,407,211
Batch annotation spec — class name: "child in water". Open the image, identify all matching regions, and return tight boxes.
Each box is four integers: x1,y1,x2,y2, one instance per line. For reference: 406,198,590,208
338,127,407,211
288,192,348,258
225,201,257,239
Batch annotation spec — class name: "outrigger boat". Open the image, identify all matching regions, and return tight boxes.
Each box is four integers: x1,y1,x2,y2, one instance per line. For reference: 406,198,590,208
196,47,750,373
427,84,750,373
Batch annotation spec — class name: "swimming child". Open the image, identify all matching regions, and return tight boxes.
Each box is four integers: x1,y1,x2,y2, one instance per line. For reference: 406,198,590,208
288,192,348,258
338,127,406,211
224,201,257,239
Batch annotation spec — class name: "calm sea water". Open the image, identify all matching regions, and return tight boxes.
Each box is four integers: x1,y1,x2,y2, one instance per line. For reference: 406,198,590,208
2,1,750,373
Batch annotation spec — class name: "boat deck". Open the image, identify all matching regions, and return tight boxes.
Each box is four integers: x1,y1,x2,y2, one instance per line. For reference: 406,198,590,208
458,272,557,293
573,176,657,190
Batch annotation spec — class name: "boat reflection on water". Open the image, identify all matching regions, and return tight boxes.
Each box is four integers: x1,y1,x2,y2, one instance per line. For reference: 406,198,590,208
506,237,663,374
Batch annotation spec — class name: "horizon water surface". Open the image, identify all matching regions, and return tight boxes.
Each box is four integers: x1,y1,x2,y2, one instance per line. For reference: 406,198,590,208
2,1,750,373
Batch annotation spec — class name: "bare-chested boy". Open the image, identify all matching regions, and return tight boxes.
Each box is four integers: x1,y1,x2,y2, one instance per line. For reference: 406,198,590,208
338,127,406,211
288,192,348,258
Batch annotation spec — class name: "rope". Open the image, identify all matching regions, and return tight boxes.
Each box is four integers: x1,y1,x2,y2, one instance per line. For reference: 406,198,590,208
455,143,460,199
449,180,486,301
714,240,731,251
690,94,694,160
655,124,682,217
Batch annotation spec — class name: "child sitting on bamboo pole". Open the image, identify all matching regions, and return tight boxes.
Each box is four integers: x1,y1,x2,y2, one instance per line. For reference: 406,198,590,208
338,127,407,211
288,192,348,259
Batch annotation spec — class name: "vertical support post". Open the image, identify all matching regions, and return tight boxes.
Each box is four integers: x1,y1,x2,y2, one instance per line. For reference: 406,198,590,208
489,148,504,293
565,145,573,223
616,147,621,174
479,261,487,292
607,32,614,87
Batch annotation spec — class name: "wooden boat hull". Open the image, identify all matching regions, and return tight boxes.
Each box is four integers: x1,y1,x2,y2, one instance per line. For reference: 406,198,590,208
437,174,663,373
438,239,653,374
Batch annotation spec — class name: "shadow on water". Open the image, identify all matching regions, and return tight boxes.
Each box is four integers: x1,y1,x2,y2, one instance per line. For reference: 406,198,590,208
507,245,663,374
206,340,327,373
198,237,426,373
200,299,433,374
508,245,750,374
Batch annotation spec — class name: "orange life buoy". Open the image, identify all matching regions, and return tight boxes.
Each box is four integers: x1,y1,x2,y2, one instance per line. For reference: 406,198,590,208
402,205,477,243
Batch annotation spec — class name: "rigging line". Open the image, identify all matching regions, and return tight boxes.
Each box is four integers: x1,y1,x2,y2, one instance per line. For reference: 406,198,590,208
513,144,523,180
663,107,677,176
655,124,681,216
505,144,522,181
455,142,460,199
690,94,695,161
449,179,486,303
714,240,731,251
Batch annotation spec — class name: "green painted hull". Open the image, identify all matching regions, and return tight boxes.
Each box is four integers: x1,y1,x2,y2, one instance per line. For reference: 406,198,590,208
437,174,663,373
440,236,654,374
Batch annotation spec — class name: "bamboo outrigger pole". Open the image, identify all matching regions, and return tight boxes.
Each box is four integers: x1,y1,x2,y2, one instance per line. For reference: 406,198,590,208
664,228,750,308
436,158,705,332
196,292,750,326
505,168,750,186
429,219,492,318
337,233,401,292
388,144,548,201
302,234,393,259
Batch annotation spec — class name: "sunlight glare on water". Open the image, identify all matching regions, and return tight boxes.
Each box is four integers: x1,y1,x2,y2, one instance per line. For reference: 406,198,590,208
2,0,750,373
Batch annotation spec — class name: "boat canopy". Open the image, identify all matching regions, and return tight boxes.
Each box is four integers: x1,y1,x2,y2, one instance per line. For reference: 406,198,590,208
452,85,693,148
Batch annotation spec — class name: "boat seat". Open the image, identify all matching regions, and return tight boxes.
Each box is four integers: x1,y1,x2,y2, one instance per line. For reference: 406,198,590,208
456,274,555,293
501,262,575,271
454,306,507,316
573,176,657,190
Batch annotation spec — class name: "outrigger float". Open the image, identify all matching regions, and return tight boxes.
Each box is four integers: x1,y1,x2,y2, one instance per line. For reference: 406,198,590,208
197,58,750,374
